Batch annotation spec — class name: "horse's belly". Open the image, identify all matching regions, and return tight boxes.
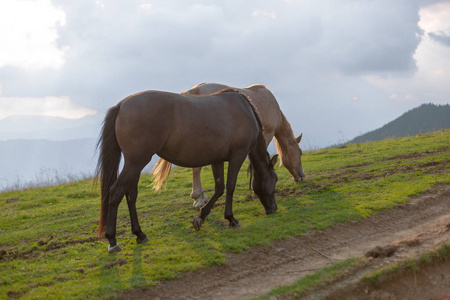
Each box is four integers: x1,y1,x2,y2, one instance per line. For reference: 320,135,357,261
157,140,232,168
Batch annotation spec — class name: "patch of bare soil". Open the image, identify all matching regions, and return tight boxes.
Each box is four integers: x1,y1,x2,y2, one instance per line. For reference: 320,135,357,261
117,184,450,300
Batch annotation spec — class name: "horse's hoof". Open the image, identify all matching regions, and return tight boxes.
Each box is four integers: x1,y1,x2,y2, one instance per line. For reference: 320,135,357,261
193,198,205,209
202,192,209,203
136,236,150,244
229,220,241,228
192,216,204,231
108,244,123,253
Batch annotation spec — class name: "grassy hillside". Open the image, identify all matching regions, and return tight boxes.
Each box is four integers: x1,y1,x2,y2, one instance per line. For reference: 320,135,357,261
1,130,449,299
349,103,450,144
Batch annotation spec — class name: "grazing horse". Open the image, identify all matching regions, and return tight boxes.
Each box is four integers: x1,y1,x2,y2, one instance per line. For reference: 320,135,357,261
152,83,305,208
95,89,278,253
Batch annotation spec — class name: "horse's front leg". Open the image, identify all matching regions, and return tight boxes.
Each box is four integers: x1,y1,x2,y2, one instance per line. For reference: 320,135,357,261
224,156,246,228
191,167,208,208
192,163,224,231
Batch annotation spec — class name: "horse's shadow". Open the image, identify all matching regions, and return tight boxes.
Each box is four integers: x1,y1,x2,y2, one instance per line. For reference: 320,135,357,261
130,244,147,288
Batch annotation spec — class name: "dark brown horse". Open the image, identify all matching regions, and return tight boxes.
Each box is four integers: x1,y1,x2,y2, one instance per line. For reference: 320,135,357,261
95,89,278,253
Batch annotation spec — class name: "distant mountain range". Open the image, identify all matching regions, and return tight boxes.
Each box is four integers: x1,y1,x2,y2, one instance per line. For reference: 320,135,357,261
348,103,450,144
0,115,103,190
0,138,98,190
0,115,102,141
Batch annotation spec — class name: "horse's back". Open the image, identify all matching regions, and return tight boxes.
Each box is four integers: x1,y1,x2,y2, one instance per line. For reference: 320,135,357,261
115,90,261,168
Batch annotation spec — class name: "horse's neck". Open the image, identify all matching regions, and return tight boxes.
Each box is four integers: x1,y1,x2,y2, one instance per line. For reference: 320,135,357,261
274,112,296,150
249,133,268,171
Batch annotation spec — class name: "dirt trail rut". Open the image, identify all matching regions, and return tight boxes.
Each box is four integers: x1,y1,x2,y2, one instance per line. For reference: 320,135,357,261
117,184,450,300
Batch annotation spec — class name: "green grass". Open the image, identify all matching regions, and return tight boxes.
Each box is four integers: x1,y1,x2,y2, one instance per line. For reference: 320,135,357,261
1,129,449,299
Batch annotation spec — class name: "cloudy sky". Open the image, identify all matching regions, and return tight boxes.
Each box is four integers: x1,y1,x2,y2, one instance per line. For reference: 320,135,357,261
0,0,449,148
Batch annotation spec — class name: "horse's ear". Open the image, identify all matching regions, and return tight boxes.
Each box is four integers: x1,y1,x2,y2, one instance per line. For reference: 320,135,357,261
270,154,278,167
295,133,303,144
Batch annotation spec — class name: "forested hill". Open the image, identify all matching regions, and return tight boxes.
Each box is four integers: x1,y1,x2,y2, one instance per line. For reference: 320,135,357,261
348,103,450,144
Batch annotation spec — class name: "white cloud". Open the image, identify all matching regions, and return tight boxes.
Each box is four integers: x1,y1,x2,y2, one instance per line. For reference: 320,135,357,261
0,0,449,145
252,9,277,20
95,0,106,10
0,0,67,70
140,3,153,10
317,0,422,75
0,96,97,120
363,2,450,105
419,1,450,33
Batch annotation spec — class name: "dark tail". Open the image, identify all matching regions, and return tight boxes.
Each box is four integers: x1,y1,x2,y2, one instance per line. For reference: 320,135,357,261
94,104,122,237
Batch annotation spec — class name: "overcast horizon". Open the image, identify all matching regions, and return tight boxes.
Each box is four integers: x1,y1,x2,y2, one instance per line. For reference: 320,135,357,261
0,0,450,185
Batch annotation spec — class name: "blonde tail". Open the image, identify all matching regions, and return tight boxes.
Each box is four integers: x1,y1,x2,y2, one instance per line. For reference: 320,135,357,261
151,158,172,191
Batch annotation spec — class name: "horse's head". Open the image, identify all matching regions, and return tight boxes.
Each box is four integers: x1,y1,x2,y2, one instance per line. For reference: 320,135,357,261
252,154,278,214
281,133,305,181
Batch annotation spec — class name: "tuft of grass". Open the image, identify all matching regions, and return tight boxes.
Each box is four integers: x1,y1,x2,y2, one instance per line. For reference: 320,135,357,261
0,129,448,298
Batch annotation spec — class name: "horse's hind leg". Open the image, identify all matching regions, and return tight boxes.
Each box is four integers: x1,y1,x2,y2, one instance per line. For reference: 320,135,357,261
126,185,149,244
105,181,126,252
191,167,208,208
105,164,146,252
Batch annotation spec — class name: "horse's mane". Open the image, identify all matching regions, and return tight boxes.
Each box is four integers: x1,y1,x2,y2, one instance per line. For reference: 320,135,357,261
274,138,283,165
272,112,296,167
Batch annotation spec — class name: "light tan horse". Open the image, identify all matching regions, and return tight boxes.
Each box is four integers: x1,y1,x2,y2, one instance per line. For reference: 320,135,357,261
152,83,304,208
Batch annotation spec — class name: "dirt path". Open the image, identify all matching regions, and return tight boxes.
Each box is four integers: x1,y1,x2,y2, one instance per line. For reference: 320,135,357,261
117,184,450,300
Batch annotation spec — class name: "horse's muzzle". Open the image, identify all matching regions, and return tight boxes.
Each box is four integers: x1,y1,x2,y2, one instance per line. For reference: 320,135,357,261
294,175,305,182
294,169,306,181
265,202,278,215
